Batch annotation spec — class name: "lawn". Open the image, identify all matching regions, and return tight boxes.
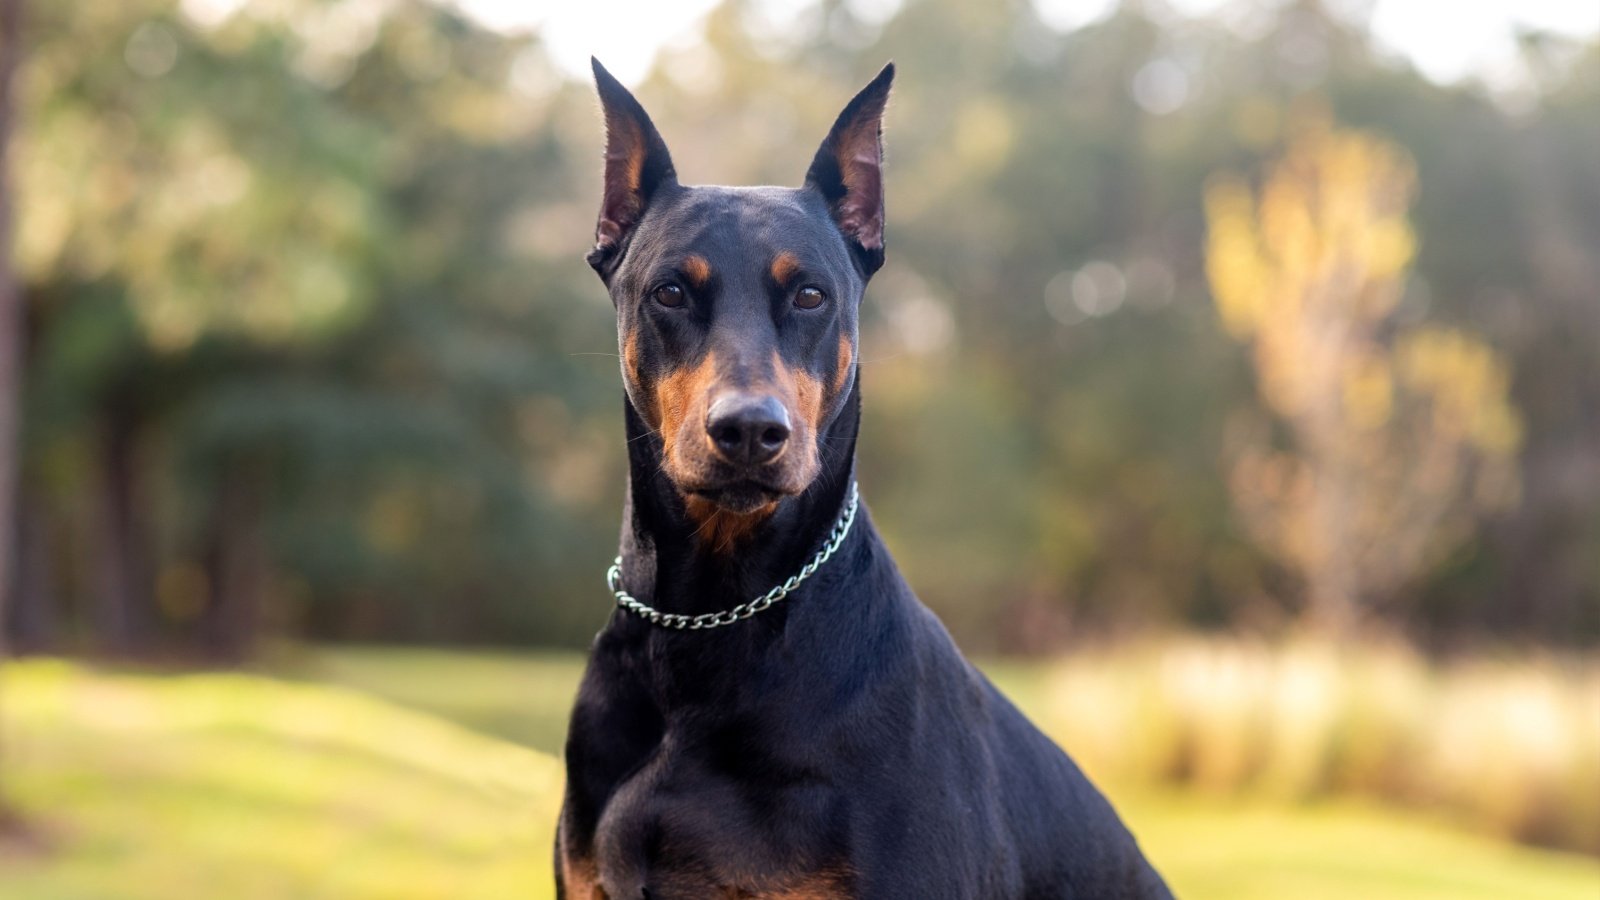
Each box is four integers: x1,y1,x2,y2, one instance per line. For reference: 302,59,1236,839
0,648,1594,899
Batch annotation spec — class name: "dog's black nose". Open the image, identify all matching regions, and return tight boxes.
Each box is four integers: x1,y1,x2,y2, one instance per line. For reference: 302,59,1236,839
706,395,791,465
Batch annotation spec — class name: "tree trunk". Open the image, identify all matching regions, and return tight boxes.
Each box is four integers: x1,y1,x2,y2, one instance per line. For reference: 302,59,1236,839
0,0,21,648
91,409,152,655
200,465,267,663
7,485,53,652
0,0,33,846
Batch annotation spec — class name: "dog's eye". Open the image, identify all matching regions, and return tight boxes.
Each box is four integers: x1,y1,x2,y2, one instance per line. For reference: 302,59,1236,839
795,286,826,309
651,284,685,308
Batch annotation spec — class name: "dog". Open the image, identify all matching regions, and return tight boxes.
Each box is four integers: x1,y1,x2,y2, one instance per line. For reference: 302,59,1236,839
557,59,1174,900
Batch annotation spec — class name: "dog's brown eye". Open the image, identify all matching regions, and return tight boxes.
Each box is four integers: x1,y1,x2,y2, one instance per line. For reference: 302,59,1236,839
652,284,685,308
795,286,826,309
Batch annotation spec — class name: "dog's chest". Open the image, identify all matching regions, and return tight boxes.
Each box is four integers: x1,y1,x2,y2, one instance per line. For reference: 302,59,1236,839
569,725,854,900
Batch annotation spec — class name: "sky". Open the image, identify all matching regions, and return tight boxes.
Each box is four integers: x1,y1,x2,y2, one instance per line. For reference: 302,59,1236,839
183,0,1600,89
455,0,1599,87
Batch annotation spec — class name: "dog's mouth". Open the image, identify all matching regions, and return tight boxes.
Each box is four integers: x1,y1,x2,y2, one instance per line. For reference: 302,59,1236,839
684,478,794,514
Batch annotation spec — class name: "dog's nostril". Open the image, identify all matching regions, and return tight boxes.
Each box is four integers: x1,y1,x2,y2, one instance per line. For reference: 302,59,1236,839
712,424,744,452
705,395,791,466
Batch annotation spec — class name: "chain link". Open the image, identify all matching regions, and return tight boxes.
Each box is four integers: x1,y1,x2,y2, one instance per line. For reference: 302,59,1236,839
606,482,860,630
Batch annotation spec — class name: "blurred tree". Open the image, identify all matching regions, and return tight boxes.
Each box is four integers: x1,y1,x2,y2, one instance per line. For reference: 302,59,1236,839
1205,118,1522,633
1,0,1594,655
0,0,24,842
13,0,617,656
14,0,390,656
0,0,18,623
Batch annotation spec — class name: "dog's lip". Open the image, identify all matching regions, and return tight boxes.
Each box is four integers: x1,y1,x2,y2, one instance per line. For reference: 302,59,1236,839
683,477,798,506
686,480,789,500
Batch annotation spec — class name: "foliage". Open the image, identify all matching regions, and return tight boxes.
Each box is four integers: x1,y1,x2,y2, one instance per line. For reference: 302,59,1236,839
1205,118,1522,631
3,653,1598,898
7,0,1599,652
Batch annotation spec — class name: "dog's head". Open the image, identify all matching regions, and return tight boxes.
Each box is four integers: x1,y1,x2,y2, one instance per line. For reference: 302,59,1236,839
588,60,891,525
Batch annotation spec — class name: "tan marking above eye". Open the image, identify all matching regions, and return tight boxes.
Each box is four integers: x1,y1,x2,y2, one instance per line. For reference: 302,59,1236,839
681,254,712,288
770,252,801,286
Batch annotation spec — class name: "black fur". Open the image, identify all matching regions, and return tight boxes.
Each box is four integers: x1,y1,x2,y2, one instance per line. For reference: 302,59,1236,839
558,60,1173,900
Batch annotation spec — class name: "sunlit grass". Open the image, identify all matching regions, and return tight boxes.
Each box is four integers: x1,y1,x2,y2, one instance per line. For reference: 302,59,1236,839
1,650,1596,899
1,660,562,899
1021,637,1600,854
298,641,1600,855
286,645,583,754
1119,789,1600,900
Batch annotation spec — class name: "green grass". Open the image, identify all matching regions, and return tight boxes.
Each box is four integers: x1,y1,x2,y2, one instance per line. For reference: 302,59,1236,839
0,649,1595,899
286,645,583,755
0,659,562,899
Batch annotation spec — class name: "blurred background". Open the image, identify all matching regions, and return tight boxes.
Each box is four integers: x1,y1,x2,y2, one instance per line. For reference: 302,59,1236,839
0,0,1596,897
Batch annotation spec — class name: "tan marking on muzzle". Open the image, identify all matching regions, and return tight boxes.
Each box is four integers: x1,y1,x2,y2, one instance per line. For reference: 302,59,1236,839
834,335,853,398
681,254,712,289
623,331,649,417
770,251,801,286
772,351,825,437
769,351,824,494
654,351,718,468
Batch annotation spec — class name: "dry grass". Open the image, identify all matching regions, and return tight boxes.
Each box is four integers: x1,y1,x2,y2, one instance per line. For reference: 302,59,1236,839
1025,637,1600,854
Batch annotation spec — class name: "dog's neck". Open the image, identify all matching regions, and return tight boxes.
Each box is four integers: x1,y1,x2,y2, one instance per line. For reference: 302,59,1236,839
615,379,862,620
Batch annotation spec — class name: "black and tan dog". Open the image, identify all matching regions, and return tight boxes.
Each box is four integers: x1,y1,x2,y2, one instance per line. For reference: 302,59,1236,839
557,60,1173,900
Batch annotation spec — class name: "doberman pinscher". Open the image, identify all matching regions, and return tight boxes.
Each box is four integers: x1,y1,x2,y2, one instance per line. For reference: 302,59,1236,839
558,59,1174,900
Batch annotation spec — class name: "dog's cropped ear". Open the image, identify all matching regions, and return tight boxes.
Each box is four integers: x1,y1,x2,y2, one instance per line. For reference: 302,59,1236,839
804,63,894,277
588,58,677,277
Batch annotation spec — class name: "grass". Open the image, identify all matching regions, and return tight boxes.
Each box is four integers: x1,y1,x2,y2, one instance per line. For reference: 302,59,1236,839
0,648,1595,899
289,643,1600,853
1023,638,1600,853
1,660,562,899
287,645,583,754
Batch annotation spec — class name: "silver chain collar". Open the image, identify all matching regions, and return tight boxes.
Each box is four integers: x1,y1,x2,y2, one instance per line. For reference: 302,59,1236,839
606,482,860,630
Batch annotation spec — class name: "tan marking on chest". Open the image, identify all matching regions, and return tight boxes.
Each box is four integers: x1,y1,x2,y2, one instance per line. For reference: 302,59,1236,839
561,854,609,900
739,867,854,899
